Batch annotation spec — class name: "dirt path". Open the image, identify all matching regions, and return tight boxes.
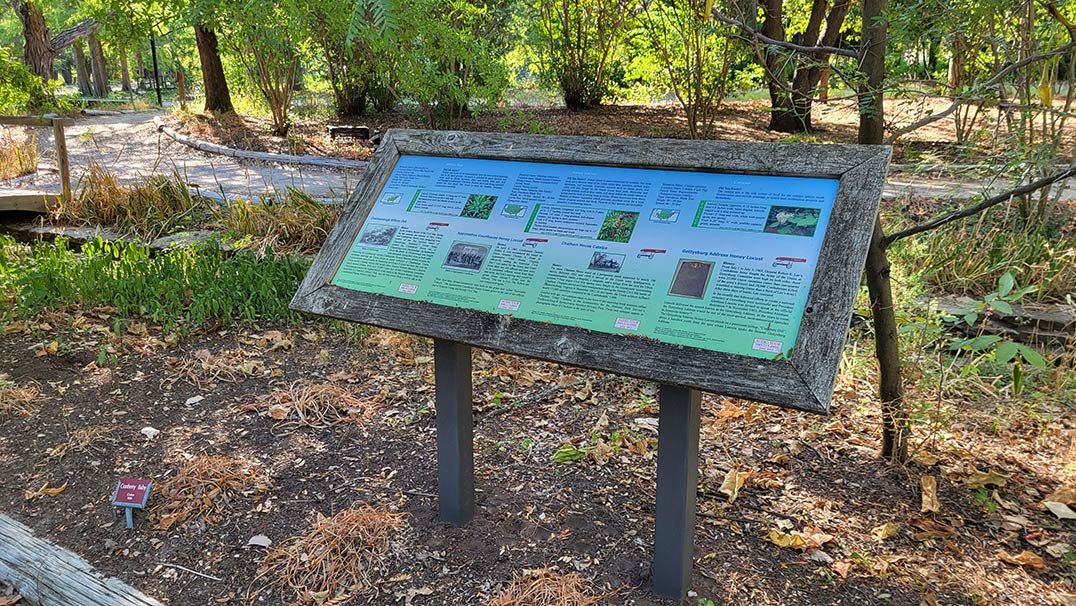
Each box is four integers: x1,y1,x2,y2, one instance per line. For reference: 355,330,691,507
7,110,360,200
3,110,1072,204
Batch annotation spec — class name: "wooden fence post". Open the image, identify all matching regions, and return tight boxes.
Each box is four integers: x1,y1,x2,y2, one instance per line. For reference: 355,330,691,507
51,118,72,206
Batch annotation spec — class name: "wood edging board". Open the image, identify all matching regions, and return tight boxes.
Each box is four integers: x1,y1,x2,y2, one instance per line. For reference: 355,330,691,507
152,117,368,171
291,130,891,413
0,514,164,606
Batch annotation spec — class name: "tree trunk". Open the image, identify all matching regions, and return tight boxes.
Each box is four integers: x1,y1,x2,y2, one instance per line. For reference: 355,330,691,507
135,49,145,86
12,0,53,79
88,32,109,98
194,24,234,113
73,40,93,96
858,0,908,463
761,0,790,130
120,51,131,92
177,69,188,111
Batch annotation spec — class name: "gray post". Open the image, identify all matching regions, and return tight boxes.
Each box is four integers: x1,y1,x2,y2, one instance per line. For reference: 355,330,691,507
652,384,701,599
124,508,134,529
434,339,475,526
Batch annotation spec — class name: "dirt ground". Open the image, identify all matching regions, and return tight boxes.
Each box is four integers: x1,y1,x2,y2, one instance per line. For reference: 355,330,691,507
1,311,1072,605
163,96,1076,168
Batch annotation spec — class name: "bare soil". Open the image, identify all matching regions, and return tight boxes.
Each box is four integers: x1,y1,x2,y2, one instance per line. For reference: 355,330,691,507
1,312,1072,605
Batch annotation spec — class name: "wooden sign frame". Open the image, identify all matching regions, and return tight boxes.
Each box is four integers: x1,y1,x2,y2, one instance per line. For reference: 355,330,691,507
291,129,891,413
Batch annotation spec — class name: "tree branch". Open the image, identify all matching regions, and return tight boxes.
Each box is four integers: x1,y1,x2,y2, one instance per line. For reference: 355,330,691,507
884,165,1076,246
709,8,860,59
49,18,99,53
885,41,1076,143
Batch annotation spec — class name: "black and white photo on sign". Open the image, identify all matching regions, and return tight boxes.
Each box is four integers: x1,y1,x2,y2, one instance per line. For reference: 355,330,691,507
588,252,625,273
358,224,398,247
669,259,714,299
443,241,491,271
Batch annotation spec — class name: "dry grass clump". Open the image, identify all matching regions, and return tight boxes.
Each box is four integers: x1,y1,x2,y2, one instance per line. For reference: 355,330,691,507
54,163,206,239
240,380,380,430
487,568,602,606
153,455,271,530
0,129,38,180
258,506,404,603
164,348,266,388
215,189,341,254
0,378,40,418
46,425,115,459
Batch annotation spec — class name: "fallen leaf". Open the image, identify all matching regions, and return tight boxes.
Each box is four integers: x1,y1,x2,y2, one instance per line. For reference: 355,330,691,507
871,522,901,542
24,481,68,500
997,549,1046,570
920,475,940,513
766,529,807,550
395,586,434,606
0,593,22,605
268,404,291,420
589,439,613,466
1045,543,1072,559
964,469,1008,489
718,468,750,503
920,587,938,606
1044,486,1076,506
141,426,160,440
1044,501,1076,520
832,559,852,579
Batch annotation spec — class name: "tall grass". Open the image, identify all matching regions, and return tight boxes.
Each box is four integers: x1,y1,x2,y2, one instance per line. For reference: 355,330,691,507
0,130,38,180
0,236,308,329
891,213,1076,303
215,188,341,253
55,163,207,239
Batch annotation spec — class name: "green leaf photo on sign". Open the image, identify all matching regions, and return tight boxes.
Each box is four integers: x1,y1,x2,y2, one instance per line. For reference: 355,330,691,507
764,206,821,237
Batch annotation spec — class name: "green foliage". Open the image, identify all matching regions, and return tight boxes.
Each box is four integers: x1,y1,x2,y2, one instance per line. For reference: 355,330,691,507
0,46,58,113
530,0,634,108
552,443,587,463
597,211,638,243
0,236,307,330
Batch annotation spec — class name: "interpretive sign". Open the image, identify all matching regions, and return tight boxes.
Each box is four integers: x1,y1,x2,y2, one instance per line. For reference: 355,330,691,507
292,130,890,598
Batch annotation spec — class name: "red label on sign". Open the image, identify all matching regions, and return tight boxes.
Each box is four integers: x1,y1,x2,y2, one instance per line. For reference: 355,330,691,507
112,476,152,508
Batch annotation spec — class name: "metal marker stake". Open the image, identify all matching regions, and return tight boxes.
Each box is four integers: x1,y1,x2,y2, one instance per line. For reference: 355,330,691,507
652,384,701,599
124,508,134,529
434,339,475,526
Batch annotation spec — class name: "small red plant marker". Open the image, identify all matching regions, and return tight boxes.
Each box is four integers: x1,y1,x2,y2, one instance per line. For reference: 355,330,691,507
111,476,152,529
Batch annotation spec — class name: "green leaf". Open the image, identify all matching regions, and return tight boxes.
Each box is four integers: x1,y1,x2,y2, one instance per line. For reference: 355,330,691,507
966,335,1001,351
997,272,1015,298
991,300,1013,315
1015,344,1047,369
553,443,587,463
995,341,1018,365
963,312,978,326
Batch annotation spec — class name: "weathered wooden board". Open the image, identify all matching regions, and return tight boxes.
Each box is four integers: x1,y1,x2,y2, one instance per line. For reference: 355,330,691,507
0,190,54,213
0,514,163,606
291,130,891,412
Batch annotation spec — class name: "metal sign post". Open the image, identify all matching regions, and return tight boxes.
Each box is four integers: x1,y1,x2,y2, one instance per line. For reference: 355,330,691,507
434,339,475,526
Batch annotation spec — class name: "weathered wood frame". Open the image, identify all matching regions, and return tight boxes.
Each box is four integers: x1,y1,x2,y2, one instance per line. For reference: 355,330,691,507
291,129,890,413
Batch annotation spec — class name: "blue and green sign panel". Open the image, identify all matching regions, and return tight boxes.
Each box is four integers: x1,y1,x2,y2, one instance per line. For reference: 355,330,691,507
330,155,839,360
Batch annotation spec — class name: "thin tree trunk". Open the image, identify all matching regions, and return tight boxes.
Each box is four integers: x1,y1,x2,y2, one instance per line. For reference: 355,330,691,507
120,51,131,92
88,32,110,98
73,40,93,96
177,69,187,111
194,24,234,113
858,0,908,463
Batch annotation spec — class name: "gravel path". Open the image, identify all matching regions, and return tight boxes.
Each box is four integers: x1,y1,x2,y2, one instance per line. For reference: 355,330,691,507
5,110,359,200
3,110,1072,204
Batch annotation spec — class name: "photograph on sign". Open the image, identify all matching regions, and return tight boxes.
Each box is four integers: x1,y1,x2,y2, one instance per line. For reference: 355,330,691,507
330,154,838,361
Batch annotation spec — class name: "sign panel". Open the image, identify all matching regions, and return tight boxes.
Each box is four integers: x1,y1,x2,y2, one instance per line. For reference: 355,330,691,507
111,477,152,508
331,156,838,360
293,130,890,411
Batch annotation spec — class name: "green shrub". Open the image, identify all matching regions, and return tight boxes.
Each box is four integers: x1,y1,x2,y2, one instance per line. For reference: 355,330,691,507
0,236,308,329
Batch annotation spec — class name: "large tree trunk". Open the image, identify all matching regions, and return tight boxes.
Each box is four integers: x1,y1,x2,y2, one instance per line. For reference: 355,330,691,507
858,0,908,463
766,0,852,132
72,40,93,96
12,0,53,79
194,24,234,113
88,32,110,98
761,0,790,130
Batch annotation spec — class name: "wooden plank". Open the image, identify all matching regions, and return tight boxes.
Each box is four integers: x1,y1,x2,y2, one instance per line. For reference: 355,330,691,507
292,130,891,413
53,120,73,205
0,190,55,212
0,514,164,606
0,115,75,127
